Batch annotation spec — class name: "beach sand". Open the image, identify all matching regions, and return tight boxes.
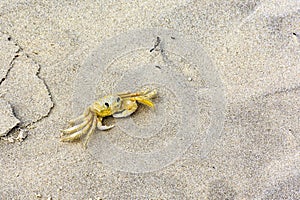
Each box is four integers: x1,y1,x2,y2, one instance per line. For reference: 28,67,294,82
0,0,299,199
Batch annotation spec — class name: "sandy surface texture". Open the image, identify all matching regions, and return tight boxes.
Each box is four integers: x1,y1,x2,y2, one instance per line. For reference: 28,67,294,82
0,0,299,199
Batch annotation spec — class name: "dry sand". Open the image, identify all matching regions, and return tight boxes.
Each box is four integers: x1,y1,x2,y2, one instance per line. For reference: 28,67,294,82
0,0,299,199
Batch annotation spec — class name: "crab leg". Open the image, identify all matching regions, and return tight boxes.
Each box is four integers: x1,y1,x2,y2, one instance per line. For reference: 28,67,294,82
83,116,98,148
119,89,157,100
116,91,131,96
144,89,157,99
60,117,93,142
97,117,115,130
68,108,91,125
118,89,151,98
60,112,93,135
132,96,155,108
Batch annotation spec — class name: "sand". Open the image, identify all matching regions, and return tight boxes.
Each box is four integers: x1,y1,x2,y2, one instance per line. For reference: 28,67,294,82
0,0,299,199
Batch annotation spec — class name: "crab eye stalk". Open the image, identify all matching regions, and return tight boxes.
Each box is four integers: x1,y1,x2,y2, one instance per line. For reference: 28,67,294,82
105,102,109,107
117,97,121,102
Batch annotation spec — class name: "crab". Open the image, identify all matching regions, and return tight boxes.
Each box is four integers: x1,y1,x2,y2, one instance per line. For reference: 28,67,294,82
60,89,157,148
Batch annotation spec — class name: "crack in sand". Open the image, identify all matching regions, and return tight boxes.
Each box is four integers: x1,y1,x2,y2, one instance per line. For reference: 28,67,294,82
0,52,22,85
0,33,54,137
0,99,20,137
263,85,300,98
28,53,55,125
0,31,21,85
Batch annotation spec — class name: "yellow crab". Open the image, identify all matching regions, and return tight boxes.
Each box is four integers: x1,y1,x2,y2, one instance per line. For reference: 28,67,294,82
60,89,157,148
